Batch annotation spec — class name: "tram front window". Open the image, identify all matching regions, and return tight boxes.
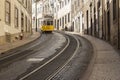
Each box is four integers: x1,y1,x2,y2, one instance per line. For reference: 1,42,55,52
51,21,53,25
47,21,51,25
43,21,46,25
46,21,53,25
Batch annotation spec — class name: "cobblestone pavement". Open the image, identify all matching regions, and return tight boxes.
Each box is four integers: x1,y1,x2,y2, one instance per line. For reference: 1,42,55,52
83,35,120,80
0,31,40,57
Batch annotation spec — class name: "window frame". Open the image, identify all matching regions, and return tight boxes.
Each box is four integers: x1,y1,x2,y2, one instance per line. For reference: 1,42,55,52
5,1,11,24
21,12,24,31
14,7,19,28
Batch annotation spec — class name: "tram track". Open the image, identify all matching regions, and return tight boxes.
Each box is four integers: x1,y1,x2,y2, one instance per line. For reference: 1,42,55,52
18,33,80,80
0,32,67,80
0,33,53,68
0,32,93,80
46,34,80,80
50,34,93,80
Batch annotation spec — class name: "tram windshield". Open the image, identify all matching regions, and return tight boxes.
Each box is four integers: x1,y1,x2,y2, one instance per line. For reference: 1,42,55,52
47,21,53,25
43,20,53,25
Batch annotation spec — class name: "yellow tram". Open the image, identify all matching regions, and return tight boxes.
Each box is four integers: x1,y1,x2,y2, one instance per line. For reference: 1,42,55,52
40,15,54,33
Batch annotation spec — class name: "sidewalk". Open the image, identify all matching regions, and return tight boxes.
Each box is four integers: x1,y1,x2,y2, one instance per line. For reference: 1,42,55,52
0,31,40,56
82,35,120,80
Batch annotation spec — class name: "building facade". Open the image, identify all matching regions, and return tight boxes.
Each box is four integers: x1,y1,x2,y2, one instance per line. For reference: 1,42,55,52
32,0,55,31
33,0,71,30
53,0,72,30
71,0,83,33
32,0,43,30
0,0,32,45
32,0,120,49
42,0,53,15
72,0,120,49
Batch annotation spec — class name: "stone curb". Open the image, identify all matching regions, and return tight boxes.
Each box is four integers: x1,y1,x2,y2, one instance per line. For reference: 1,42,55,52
0,32,41,55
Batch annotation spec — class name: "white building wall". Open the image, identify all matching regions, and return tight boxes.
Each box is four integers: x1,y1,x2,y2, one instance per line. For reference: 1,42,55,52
72,11,83,34
57,3,71,18
0,0,32,44
0,0,5,36
32,1,43,29
54,0,72,30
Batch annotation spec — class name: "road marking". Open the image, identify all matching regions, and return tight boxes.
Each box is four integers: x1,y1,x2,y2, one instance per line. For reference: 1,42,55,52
27,58,44,62
19,36,70,80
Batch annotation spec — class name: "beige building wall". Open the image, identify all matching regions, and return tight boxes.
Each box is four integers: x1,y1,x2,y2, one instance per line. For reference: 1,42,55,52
72,0,120,49
0,0,32,45
72,0,93,33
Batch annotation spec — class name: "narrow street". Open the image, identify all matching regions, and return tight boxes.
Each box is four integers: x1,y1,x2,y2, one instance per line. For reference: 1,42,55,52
0,32,67,80
0,32,93,80
0,31,120,80
0,0,120,80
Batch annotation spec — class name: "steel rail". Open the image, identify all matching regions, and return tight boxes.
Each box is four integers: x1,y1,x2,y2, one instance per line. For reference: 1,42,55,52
0,34,53,67
19,35,70,80
46,34,80,80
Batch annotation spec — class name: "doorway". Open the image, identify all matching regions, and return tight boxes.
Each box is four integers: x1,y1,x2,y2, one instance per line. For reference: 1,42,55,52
107,10,111,41
91,18,93,35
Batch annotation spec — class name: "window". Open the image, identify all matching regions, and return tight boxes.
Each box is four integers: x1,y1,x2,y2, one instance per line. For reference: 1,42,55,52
57,20,59,27
86,10,89,28
15,7,19,28
90,3,92,16
65,15,67,24
62,17,64,28
46,21,53,25
113,0,117,20
5,1,11,24
47,21,51,25
54,19,56,27
68,13,70,22
25,16,27,32
60,18,61,26
51,21,53,25
21,12,24,31
43,21,46,25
